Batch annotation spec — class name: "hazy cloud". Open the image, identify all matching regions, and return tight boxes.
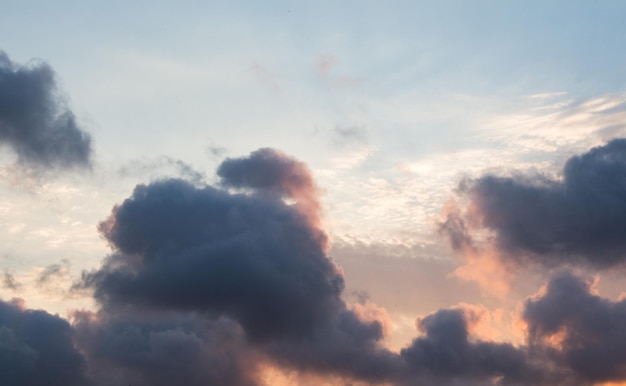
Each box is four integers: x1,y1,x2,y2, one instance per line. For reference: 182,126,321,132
1,271,20,290
37,259,70,286
332,125,368,147
118,155,206,185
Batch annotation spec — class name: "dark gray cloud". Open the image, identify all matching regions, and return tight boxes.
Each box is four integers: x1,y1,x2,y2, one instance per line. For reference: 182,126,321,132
0,51,92,169
83,178,343,342
76,148,626,384
0,298,87,386
400,308,554,386
79,173,398,380
72,311,259,386
77,148,588,385
79,148,397,382
217,147,322,227
442,138,626,267
267,308,401,382
524,270,626,383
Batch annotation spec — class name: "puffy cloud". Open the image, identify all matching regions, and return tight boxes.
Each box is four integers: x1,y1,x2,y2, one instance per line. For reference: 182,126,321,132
84,177,342,342
217,147,322,229
524,270,626,383
0,298,87,386
79,148,396,382
72,311,259,386
400,307,546,386
0,51,92,170
441,139,626,268
68,148,626,385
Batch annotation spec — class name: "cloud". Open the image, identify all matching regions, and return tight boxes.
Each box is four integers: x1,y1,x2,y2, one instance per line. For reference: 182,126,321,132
441,138,626,268
37,259,70,286
0,51,92,170
0,298,87,386
83,177,342,342
118,155,206,185
1,271,21,290
72,311,259,386
332,125,369,147
217,147,323,229
78,148,400,383
523,270,626,384
400,307,546,386
74,148,626,385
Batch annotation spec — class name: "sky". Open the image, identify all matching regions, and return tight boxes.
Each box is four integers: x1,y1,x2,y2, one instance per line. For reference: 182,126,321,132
2,1,626,385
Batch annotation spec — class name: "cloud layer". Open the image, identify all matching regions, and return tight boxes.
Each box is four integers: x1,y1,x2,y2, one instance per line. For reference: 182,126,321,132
5,146,626,385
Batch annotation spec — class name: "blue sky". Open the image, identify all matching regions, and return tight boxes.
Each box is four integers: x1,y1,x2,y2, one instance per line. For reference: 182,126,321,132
3,2,626,385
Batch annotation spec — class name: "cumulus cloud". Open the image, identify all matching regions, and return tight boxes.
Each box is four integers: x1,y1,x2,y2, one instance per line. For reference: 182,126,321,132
0,298,87,386
13,147,619,385
524,270,626,383
441,138,626,268
217,147,322,229
400,307,546,386
78,148,398,383
0,51,92,170
72,311,259,386
85,178,342,342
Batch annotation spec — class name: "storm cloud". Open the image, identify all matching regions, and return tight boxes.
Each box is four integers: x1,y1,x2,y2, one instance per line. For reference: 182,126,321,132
0,299,87,386
0,51,92,169
441,138,626,268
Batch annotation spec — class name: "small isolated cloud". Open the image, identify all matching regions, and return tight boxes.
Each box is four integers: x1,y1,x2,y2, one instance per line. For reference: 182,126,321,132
441,138,626,269
36,259,70,286
217,147,323,229
1,271,21,291
206,140,228,160
332,125,368,147
0,51,92,170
